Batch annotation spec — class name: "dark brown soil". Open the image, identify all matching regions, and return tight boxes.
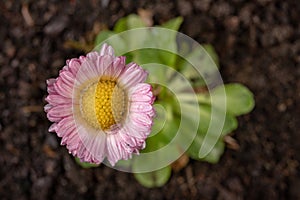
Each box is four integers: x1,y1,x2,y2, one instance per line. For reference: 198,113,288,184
0,0,299,199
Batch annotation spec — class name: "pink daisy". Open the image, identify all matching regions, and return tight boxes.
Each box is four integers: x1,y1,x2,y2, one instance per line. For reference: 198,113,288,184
44,44,155,166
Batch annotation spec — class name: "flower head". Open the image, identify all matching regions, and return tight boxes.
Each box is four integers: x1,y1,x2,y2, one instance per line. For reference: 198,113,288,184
45,44,155,166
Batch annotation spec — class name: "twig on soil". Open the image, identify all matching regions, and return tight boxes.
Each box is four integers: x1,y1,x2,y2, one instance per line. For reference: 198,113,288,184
21,3,34,27
21,105,43,113
224,135,240,150
185,165,197,196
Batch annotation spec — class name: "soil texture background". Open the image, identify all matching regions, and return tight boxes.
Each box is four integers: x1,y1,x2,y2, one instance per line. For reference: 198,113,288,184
0,0,299,199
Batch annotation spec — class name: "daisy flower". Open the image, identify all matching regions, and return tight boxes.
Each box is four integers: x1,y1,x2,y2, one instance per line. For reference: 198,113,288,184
44,44,155,166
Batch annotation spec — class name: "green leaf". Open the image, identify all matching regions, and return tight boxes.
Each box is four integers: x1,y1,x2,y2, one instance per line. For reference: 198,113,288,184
130,32,178,67
111,15,148,52
187,136,225,164
202,44,219,67
211,83,255,116
126,14,146,29
183,103,237,163
133,49,165,65
134,166,172,188
154,38,177,67
132,100,183,174
113,18,127,33
179,103,237,137
134,49,178,67
114,14,146,33
177,45,219,86
187,134,225,164
113,16,183,67
94,31,127,55
143,102,179,152
161,17,183,31
200,140,225,163
142,64,168,85
146,17,183,67
114,159,132,171
94,30,115,47
200,104,238,136
75,157,100,168
149,104,167,137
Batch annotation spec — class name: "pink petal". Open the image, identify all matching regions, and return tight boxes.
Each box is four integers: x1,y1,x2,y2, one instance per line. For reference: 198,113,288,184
130,92,153,102
45,94,71,105
100,43,115,57
96,55,114,77
67,58,82,76
56,116,76,137
59,70,75,85
79,58,100,80
131,112,153,126
76,143,101,164
44,104,52,112
75,123,107,163
46,79,57,94
118,128,144,149
48,123,57,132
129,83,152,95
122,120,150,139
61,129,77,145
47,104,72,120
86,51,99,60
64,130,81,152
106,133,131,166
106,56,126,78
118,63,148,88
46,78,56,87
53,78,73,98
130,102,153,113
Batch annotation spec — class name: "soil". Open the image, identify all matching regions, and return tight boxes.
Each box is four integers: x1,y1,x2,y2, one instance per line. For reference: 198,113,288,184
0,0,299,199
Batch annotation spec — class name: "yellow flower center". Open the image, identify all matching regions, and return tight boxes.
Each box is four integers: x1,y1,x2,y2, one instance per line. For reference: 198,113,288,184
80,78,127,130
